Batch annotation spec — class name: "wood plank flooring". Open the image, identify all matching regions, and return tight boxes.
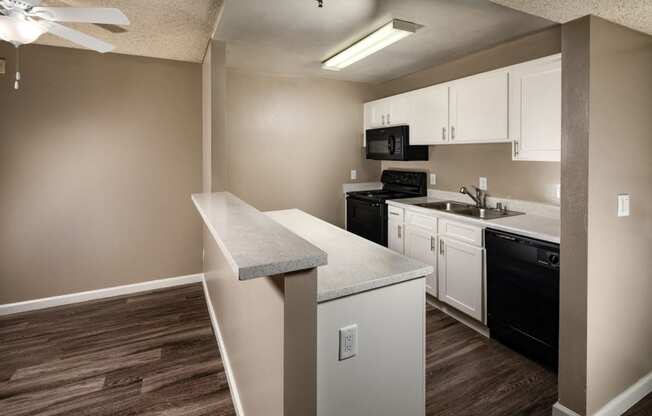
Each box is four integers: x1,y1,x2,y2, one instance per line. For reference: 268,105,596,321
0,283,235,416
1,285,650,415
624,391,652,416
425,303,558,416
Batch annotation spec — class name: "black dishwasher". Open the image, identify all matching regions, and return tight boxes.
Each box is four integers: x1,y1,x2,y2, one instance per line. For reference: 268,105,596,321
485,228,559,370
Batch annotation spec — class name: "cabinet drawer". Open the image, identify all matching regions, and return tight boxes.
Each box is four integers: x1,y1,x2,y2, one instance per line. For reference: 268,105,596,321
388,206,404,223
438,219,483,247
406,211,437,231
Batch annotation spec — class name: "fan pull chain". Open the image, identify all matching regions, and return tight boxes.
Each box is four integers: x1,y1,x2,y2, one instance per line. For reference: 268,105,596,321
14,46,21,90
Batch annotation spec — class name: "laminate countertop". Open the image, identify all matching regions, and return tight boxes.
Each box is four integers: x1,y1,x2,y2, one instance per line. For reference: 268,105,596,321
266,209,433,303
387,197,560,244
192,192,327,280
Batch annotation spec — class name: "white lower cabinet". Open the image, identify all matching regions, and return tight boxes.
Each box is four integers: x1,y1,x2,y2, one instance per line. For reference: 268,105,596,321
437,236,484,322
388,206,405,254
405,224,438,297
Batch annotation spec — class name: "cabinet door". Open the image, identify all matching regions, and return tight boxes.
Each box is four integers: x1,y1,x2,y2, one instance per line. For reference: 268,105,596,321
449,71,509,143
388,217,404,254
405,225,438,298
408,85,450,145
370,99,390,127
510,55,561,161
387,93,409,126
438,237,483,321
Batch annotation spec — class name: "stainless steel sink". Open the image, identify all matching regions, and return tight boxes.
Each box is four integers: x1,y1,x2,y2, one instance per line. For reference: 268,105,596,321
415,201,471,212
414,200,524,220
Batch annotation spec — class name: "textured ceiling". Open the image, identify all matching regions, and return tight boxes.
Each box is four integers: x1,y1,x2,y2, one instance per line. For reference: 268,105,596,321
31,0,222,62
490,0,652,36
216,0,557,83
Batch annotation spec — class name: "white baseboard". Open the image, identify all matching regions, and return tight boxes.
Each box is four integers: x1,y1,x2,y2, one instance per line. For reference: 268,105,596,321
201,278,245,416
552,371,652,416
552,402,582,416
594,371,652,416
0,273,204,316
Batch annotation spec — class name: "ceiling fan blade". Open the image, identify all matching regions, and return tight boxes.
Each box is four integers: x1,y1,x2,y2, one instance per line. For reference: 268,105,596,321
30,7,129,25
38,21,114,53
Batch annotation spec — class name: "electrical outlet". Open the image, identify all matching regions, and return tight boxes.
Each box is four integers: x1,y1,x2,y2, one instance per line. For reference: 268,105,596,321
479,177,488,191
430,173,436,186
0,59,5,75
339,324,357,361
350,169,357,181
617,194,630,217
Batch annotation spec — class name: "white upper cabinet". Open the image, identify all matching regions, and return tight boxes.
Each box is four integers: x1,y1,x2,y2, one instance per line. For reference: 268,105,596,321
449,70,510,143
362,54,562,159
388,93,409,126
509,54,562,162
365,94,409,129
407,84,450,145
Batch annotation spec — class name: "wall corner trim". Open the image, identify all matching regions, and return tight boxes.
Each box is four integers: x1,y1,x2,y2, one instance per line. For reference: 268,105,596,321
0,273,205,316
552,402,582,416
593,371,652,416
201,278,245,416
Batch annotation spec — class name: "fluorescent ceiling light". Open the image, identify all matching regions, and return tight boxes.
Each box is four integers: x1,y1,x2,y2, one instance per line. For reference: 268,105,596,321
322,19,418,71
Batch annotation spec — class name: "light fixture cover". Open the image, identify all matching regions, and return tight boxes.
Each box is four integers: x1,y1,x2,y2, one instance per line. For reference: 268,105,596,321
322,19,418,71
0,14,47,46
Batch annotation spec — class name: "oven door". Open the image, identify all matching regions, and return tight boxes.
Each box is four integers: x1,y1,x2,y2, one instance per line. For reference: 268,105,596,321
366,127,406,161
346,197,388,246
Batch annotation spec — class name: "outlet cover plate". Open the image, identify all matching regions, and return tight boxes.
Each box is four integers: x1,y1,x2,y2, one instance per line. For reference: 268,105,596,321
350,169,357,181
430,173,436,186
339,324,358,361
0,59,5,75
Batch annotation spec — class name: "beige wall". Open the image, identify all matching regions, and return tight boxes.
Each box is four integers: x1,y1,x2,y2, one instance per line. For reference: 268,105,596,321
0,44,203,304
225,69,380,226
210,40,229,192
377,27,562,204
559,16,652,415
202,44,212,193
559,16,590,415
586,16,652,415
203,226,319,416
383,144,561,204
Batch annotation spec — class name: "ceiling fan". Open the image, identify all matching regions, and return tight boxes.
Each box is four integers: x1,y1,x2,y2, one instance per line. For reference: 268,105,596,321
0,0,129,89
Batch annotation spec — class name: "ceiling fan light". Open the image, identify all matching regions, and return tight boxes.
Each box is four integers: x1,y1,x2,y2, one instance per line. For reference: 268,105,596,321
0,15,47,46
322,19,419,71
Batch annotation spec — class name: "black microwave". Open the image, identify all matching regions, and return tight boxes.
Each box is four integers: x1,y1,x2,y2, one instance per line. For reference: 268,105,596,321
365,126,429,161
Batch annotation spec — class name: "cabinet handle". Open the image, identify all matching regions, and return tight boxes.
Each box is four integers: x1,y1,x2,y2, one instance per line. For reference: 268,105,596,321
439,239,444,255
442,127,446,141
451,126,456,140
430,236,435,251
387,113,391,125
398,225,402,239
389,212,399,216
382,115,386,125
514,141,519,157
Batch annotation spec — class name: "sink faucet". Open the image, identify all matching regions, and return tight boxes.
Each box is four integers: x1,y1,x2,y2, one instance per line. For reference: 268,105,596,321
459,185,487,208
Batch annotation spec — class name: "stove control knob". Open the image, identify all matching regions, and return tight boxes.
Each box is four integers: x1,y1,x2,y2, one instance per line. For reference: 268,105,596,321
548,254,560,266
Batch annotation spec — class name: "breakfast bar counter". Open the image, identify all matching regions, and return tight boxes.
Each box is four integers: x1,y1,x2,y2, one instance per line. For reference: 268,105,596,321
193,192,431,416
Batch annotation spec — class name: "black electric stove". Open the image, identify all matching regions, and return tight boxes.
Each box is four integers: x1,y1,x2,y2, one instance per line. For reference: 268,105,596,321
346,170,427,246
